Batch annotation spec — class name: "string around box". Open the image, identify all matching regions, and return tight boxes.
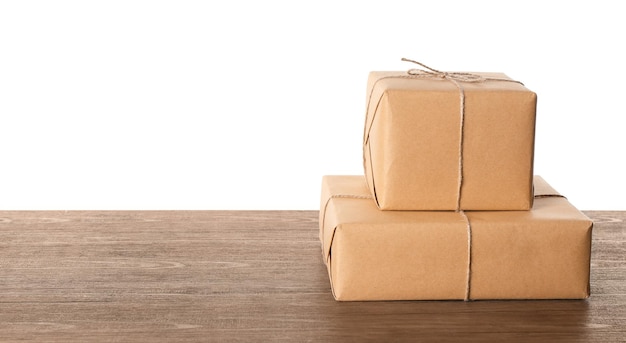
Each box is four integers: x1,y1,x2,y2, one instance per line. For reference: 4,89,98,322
361,59,526,300
320,194,373,250
323,191,566,301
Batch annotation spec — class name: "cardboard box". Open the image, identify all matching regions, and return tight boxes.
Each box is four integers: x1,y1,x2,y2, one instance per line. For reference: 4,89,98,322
363,71,537,210
320,175,592,301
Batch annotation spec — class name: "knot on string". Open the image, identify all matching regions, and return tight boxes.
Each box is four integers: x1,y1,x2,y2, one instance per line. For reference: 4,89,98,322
402,58,486,83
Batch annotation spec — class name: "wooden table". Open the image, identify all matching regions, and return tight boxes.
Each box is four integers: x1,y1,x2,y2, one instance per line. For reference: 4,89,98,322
0,211,624,342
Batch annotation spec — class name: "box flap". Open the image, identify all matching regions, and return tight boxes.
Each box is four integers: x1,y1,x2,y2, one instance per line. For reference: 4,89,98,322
319,176,372,263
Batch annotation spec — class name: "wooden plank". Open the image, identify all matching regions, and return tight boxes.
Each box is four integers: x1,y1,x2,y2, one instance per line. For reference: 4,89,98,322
0,210,624,342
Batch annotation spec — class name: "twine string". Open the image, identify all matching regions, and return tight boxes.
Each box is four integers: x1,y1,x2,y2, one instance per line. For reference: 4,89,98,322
459,210,472,301
449,77,466,212
360,60,527,300
320,194,373,259
399,58,471,212
321,194,373,233
399,59,484,300
401,58,474,300
322,192,562,301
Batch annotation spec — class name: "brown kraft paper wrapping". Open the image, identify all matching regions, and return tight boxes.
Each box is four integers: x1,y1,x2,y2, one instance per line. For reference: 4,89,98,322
319,175,592,301
363,65,537,210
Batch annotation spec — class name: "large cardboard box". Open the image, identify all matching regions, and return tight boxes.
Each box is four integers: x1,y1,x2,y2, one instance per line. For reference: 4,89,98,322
363,71,537,210
320,175,592,301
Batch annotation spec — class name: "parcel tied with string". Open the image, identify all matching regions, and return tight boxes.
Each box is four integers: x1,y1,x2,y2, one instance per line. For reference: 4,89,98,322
319,175,592,301
363,70,537,210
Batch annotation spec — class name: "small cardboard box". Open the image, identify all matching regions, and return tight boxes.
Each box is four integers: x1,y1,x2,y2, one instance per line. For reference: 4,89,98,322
363,71,537,210
320,175,592,301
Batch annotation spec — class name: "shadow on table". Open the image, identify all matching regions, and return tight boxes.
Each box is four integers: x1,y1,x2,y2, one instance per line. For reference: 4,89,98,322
322,299,590,341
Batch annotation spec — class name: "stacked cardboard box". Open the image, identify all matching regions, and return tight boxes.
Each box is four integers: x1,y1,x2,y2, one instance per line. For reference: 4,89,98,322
320,60,593,301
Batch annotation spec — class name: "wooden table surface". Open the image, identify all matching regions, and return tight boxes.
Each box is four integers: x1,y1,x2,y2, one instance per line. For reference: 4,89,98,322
0,210,624,342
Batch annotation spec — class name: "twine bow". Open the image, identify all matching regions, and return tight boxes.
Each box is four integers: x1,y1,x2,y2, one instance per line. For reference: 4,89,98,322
402,57,523,85
402,57,486,82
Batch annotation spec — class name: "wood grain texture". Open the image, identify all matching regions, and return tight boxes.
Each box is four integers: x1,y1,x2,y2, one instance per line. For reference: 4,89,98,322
0,210,624,342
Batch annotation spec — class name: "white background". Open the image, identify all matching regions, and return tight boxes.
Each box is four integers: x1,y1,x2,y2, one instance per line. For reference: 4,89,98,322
1,0,624,210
